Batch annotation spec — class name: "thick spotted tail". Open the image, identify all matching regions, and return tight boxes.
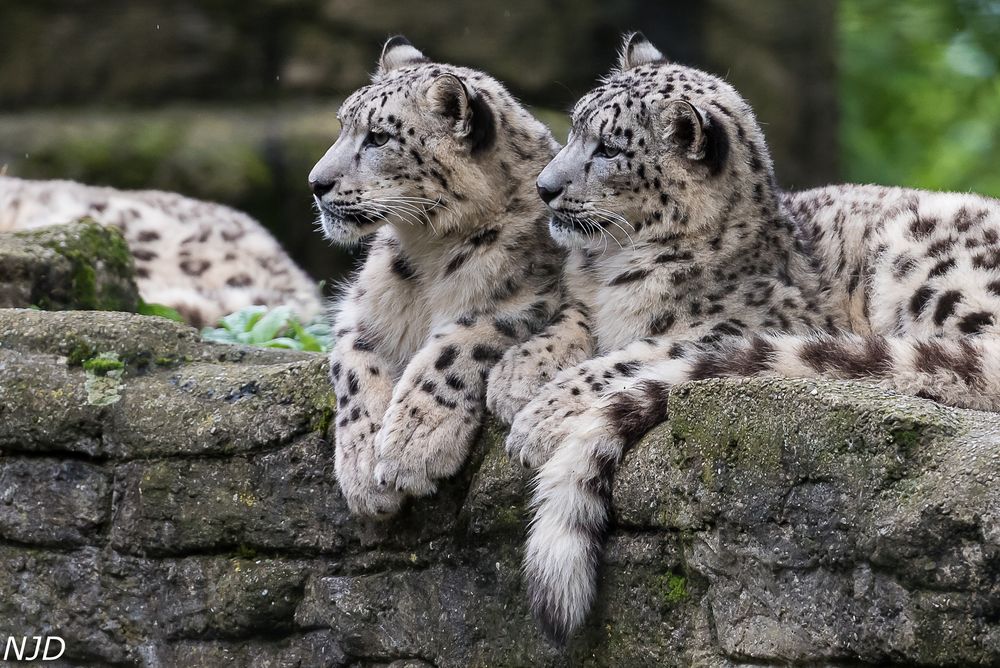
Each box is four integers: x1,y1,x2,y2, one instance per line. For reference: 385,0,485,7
524,372,679,644
524,333,1000,643
524,413,622,644
686,333,1000,411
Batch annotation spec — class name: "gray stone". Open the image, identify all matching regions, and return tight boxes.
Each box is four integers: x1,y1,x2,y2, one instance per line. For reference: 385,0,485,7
0,458,110,547
0,308,997,666
0,219,139,313
148,631,348,668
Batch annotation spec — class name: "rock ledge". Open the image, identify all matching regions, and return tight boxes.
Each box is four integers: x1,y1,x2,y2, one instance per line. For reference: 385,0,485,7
1,308,997,667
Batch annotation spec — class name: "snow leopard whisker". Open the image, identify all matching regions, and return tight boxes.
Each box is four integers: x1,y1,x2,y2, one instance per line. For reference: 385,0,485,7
590,208,637,250
370,198,440,230
367,198,428,221
377,197,453,233
585,211,627,250
368,202,424,229
381,195,454,216
360,202,413,228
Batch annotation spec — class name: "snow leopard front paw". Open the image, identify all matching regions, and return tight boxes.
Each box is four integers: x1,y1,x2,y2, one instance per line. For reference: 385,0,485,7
505,380,594,468
487,340,589,424
335,426,405,519
373,388,480,497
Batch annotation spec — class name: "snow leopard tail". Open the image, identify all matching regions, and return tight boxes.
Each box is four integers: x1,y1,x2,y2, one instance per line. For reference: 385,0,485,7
524,378,671,644
684,332,1000,411
525,332,1000,643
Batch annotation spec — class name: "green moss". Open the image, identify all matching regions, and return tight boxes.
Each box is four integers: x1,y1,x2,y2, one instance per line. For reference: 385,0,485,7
654,571,689,607
314,403,335,437
302,370,337,436
71,262,98,305
137,301,185,323
889,425,922,451
83,352,125,405
26,219,138,312
491,504,525,535
233,544,258,560
82,355,126,376
66,341,97,366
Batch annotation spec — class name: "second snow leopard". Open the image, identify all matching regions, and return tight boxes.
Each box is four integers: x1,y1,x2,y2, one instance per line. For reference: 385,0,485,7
491,32,1000,642
310,37,562,517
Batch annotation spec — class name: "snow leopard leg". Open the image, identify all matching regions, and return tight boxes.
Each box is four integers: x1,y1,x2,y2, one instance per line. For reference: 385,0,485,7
504,337,678,468
372,315,528,498
329,326,401,518
487,300,595,423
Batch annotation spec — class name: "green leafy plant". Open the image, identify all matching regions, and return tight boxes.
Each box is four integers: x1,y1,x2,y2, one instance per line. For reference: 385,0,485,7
200,305,332,352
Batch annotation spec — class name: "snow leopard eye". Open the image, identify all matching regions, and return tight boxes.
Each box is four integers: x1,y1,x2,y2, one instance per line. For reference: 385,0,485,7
365,130,391,147
594,140,621,159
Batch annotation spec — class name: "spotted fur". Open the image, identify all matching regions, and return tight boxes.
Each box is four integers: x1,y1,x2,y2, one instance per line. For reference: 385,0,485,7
310,37,562,516
0,175,321,327
496,33,1000,643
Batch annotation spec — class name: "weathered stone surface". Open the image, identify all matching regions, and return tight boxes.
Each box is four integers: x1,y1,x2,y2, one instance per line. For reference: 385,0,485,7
615,380,1000,665
0,458,110,547
0,308,997,666
0,220,139,312
150,631,348,668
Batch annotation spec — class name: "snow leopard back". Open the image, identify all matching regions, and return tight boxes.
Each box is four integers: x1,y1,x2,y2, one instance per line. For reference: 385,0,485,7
784,184,1000,339
0,175,321,327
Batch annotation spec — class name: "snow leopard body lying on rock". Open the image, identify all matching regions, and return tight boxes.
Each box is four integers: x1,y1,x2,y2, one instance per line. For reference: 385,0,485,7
489,32,1000,642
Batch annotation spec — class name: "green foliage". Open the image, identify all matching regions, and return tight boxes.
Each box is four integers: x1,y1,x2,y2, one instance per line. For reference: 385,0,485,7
201,305,333,352
137,300,185,323
841,0,1000,196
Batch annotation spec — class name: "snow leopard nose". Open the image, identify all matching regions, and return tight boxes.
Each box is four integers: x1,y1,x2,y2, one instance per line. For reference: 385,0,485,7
310,179,335,198
536,182,563,205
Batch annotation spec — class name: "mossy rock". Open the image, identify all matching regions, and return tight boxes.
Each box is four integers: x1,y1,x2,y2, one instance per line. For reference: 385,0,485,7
0,309,998,666
0,218,139,312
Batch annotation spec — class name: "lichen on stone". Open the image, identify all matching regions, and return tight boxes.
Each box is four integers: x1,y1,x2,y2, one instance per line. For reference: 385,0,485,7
83,351,125,405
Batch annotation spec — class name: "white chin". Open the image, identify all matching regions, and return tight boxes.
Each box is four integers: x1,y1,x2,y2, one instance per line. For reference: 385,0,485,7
321,213,379,245
547,220,593,249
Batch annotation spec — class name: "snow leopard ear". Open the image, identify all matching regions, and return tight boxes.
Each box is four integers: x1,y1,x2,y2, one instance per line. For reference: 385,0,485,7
664,100,729,176
618,31,667,70
427,74,496,153
377,35,427,75
428,74,473,136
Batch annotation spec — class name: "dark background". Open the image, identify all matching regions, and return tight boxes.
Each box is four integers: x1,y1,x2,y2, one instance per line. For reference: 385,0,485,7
1,0,998,287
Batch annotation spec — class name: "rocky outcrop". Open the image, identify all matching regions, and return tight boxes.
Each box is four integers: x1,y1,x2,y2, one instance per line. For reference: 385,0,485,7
1,308,998,666
0,220,139,313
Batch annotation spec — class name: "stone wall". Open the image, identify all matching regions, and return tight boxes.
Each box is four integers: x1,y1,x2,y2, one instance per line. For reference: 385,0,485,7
1,307,998,666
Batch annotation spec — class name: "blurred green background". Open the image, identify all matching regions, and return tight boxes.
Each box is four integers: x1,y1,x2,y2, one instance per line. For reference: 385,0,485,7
1,0,998,285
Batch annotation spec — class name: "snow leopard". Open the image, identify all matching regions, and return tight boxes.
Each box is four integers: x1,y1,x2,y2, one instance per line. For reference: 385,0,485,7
0,175,321,327
310,36,562,517
489,32,1000,643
